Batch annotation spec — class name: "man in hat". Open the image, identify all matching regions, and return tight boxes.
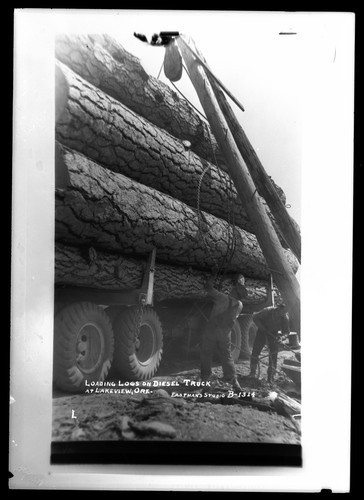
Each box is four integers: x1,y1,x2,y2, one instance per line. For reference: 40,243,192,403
250,304,290,383
200,275,248,391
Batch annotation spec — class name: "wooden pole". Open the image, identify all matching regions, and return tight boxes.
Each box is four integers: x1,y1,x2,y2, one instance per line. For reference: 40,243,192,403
184,44,246,114
177,35,300,334
205,70,301,262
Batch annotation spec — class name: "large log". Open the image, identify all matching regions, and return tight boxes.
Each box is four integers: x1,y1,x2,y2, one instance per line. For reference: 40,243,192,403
55,144,299,280
55,61,286,240
55,242,276,304
55,33,225,169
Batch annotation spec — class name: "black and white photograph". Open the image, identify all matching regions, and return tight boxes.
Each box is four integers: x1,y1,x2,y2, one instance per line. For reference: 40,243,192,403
10,9,354,492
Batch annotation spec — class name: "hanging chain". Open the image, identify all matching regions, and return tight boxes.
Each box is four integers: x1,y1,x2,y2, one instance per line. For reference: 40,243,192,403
169,62,238,288
195,152,220,271
168,61,238,284
205,126,237,288
185,38,238,285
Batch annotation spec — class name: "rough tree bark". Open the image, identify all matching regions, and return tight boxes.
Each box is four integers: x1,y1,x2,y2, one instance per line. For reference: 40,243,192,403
55,144,299,279
55,61,288,240
55,33,225,168
55,242,276,304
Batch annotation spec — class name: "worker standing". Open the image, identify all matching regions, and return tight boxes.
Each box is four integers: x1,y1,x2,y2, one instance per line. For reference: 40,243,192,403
200,275,248,391
250,304,290,384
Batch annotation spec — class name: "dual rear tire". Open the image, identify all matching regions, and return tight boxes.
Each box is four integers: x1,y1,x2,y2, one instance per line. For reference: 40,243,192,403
53,302,163,393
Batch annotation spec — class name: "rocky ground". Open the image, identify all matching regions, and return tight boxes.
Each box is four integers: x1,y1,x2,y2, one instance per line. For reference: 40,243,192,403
52,347,301,445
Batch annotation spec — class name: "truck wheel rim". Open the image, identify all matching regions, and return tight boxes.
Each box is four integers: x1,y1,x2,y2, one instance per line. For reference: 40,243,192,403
76,323,105,374
135,323,155,365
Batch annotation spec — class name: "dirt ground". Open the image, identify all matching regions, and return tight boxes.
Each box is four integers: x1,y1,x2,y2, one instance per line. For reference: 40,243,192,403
52,347,301,445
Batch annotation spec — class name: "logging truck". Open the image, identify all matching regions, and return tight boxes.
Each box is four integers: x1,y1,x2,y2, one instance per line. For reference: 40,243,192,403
53,247,269,393
53,34,299,393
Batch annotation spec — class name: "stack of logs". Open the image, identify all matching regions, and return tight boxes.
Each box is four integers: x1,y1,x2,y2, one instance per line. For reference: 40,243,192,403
55,34,299,304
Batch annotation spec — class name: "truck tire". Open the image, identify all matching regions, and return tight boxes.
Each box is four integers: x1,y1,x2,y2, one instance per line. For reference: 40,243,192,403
230,321,242,363
239,314,257,360
112,306,163,381
53,301,114,393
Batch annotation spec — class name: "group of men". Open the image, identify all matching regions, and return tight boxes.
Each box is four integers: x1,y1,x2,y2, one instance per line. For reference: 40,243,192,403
200,274,292,389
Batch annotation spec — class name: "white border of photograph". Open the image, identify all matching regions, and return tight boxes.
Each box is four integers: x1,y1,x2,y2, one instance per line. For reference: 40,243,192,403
10,9,353,492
